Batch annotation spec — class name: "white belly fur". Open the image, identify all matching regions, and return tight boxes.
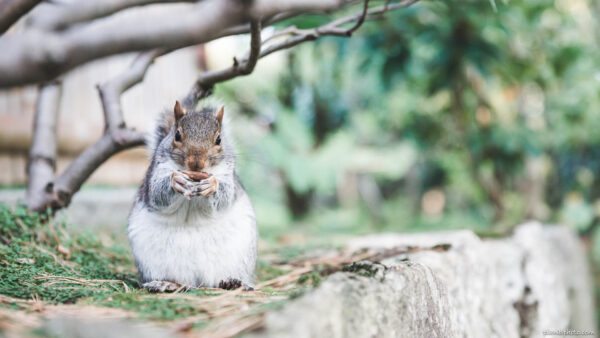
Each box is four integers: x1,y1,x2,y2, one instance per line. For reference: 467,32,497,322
128,194,257,287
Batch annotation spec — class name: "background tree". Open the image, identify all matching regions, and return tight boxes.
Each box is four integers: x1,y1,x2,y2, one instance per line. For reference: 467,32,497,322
0,0,419,212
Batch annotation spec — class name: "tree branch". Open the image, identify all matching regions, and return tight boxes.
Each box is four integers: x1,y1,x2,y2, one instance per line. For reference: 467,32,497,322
0,0,351,87
26,82,62,211
183,20,262,108
27,0,196,31
260,0,416,58
345,0,370,35
0,0,41,34
48,129,145,209
29,51,157,211
97,49,164,131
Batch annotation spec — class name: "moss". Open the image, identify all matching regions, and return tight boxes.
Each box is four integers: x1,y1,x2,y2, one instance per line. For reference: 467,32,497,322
289,287,308,299
342,262,382,278
0,204,135,303
296,269,324,287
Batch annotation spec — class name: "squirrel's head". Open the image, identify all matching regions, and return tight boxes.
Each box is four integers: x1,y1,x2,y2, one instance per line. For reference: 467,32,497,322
170,101,225,171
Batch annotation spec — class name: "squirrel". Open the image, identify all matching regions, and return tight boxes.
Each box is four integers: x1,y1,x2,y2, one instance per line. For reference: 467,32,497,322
128,100,257,292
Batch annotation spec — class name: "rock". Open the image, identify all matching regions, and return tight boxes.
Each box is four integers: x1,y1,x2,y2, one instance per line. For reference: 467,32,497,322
258,222,595,338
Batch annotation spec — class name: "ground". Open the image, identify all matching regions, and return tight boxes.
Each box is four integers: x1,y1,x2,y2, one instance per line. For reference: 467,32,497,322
0,204,395,337
1,203,597,336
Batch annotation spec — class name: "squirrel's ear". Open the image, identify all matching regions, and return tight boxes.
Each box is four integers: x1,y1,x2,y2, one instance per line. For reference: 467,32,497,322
216,106,224,125
174,101,186,121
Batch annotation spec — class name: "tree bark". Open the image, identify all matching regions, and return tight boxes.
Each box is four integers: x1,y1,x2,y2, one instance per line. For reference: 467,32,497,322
0,0,41,34
27,0,196,31
26,82,62,212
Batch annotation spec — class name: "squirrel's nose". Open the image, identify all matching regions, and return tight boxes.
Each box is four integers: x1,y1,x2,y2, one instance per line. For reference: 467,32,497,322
186,157,208,171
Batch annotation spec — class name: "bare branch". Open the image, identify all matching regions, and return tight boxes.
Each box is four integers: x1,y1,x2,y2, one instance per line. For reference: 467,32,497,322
0,0,351,87
240,21,262,75
259,0,417,59
183,20,262,108
345,0,370,36
30,50,159,211
26,82,62,211
220,11,299,37
97,49,164,131
27,0,196,31
48,129,145,209
0,0,41,34
248,0,355,18
325,0,415,29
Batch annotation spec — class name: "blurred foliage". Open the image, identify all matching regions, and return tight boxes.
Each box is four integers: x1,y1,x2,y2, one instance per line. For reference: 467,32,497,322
220,0,600,322
219,0,600,251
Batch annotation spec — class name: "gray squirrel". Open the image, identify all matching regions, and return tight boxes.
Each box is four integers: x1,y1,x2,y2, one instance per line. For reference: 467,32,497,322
128,100,257,292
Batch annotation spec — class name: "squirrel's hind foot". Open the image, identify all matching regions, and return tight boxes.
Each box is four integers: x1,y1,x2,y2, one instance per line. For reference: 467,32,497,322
218,279,242,290
217,279,254,291
143,280,190,293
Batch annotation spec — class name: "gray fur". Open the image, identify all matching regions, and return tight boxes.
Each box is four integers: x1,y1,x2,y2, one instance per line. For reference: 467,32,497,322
128,101,257,290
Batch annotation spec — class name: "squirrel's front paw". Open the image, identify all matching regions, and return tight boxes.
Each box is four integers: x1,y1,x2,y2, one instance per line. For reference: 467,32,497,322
195,176,218,197
171,171,196,198
171,171,218,198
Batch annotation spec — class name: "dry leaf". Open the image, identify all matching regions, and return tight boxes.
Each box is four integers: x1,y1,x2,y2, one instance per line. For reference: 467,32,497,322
16,258,35,264
57,244,71,257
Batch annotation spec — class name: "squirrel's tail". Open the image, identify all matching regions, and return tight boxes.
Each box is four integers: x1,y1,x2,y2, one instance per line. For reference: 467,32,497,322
147,108,174,155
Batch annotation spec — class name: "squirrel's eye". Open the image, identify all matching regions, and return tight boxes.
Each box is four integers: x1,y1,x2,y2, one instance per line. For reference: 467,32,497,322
215,135,221,145
175,130,182,142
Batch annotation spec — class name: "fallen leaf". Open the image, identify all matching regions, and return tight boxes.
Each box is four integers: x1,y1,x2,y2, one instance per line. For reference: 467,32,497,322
57,244,71,257
16,258,35,265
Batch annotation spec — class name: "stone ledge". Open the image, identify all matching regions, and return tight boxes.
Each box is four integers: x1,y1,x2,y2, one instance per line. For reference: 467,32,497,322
257,223,595,338
0,188,136,229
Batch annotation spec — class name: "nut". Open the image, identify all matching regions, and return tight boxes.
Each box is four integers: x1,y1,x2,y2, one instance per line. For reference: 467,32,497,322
181,170,211,181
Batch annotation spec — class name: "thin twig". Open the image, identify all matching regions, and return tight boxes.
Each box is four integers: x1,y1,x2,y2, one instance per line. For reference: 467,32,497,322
183,20,262,108
345,0,370,36
257,0,417,60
